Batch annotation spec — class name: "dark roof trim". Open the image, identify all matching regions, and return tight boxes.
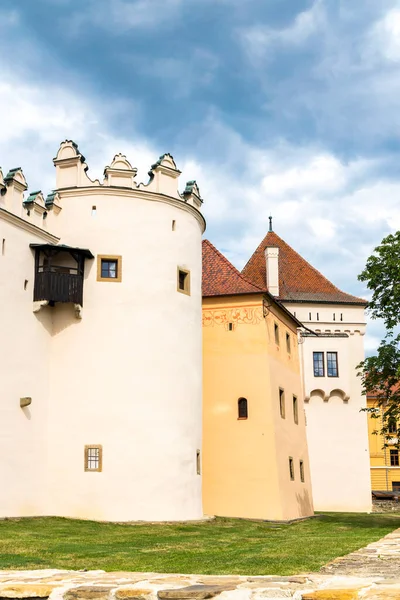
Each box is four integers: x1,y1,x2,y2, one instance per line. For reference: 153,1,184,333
281,298,367,307
266,293,304,329
301,332,349,338
30,243,94,259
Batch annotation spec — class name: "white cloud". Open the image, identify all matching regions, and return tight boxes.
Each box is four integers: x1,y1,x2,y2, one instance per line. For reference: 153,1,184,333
0,73,158,193
240,1,324,60
370,7,400,62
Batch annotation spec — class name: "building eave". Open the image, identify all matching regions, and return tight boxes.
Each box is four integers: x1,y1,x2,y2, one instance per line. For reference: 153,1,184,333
0,208,59,243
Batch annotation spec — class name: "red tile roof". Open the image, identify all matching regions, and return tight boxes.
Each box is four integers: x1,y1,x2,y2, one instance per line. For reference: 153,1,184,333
241,230,366,305
202,239,264,297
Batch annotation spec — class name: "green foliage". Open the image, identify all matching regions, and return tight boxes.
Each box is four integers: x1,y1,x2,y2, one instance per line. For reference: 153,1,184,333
359,231,400,330
0,514,398,575
358,232,400,440
358,334,400,443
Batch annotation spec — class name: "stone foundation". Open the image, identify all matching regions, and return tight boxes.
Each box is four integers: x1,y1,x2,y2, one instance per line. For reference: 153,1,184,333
372,498,400,513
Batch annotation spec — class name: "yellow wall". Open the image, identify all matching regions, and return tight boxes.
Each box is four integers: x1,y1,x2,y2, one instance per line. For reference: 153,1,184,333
202,294,314,521
367,398,400,491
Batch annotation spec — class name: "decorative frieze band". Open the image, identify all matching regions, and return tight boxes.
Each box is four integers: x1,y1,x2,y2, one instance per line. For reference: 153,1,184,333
202,306,264,328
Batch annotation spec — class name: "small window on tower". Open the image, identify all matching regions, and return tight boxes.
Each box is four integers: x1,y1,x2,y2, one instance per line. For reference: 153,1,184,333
274,323,280,345
289,457,295,481
177,267,191,295
279,388,285,419
286,333,291,353
85,445,102,472
196,450,201,475
293,395,298,424
300,460,305,482
97,255,122,282
238,397,248,419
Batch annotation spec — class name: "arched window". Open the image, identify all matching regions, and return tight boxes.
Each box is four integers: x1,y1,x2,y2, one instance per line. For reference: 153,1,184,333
238,397,248,419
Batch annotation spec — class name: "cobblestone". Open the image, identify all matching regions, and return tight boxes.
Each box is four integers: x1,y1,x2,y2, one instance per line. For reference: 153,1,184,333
0,528,400,600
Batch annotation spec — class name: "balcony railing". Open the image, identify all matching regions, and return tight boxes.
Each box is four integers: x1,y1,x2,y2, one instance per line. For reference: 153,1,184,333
33,268,84,305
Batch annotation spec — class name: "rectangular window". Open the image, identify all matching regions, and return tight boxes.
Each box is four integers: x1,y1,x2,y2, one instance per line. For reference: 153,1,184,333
390,449,399,467
177,267,190,295
274,323,280,345
228,322,233,331
289,457,294,481
388,418,397,434
300,460,305,482
97,255,122,282
102,260,117,278
313,352,325,377
84,445,102,472
392,481,400,491
279,388,285,419
293,395,298,424
327,352,339,377
286,333,291,354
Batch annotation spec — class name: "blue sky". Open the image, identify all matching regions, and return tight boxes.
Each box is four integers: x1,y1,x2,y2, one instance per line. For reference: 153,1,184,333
2,0,400,351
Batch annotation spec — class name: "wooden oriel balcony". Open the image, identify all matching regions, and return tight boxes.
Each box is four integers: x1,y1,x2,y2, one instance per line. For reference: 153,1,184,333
30,244,94,307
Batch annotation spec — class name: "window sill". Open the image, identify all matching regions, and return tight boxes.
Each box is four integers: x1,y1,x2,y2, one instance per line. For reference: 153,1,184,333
237,417,248,420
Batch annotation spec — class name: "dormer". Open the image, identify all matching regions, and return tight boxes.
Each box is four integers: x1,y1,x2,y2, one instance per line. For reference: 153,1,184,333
53,140,94,189
144,154,181,198
23,190,47,227
45,191,62,215
182,180,203,210
4,168,28,214
103,154,137,188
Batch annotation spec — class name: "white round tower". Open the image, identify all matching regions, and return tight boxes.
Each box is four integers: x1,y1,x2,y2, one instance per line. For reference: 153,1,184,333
36,141,205,521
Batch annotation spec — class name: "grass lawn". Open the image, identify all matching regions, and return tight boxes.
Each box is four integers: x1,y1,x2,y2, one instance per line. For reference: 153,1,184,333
0,513,399,575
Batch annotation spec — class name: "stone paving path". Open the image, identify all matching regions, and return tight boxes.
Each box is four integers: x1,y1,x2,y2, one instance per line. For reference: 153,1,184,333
321,528,400,579
1,529,400,599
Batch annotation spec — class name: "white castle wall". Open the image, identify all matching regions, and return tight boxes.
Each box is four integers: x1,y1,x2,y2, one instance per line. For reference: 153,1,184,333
0,192,58,517
0,143,205,521
286,303,372,513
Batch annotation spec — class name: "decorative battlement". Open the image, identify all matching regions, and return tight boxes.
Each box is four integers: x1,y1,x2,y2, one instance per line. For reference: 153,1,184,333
53,141,204,208
0,141,204,235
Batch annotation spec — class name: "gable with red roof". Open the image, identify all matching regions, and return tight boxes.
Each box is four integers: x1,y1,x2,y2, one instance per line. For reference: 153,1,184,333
241,230,366,305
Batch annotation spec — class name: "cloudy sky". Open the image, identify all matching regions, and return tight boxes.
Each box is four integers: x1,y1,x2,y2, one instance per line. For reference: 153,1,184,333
2,0,399,352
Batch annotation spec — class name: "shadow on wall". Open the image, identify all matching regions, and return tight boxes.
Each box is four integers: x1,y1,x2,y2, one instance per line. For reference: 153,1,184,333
296,488,314,517
34,303,82,336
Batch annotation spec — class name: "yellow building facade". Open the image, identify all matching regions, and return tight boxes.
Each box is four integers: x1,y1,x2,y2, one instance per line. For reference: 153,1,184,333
367,396,400,492
202,240,314,521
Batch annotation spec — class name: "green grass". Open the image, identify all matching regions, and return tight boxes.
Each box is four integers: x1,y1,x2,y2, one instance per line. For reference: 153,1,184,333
0,513,398,575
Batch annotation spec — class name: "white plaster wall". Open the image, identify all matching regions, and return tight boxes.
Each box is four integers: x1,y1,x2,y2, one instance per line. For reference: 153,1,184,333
285,303,371,512
0,217,52,517
44,190,204,521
